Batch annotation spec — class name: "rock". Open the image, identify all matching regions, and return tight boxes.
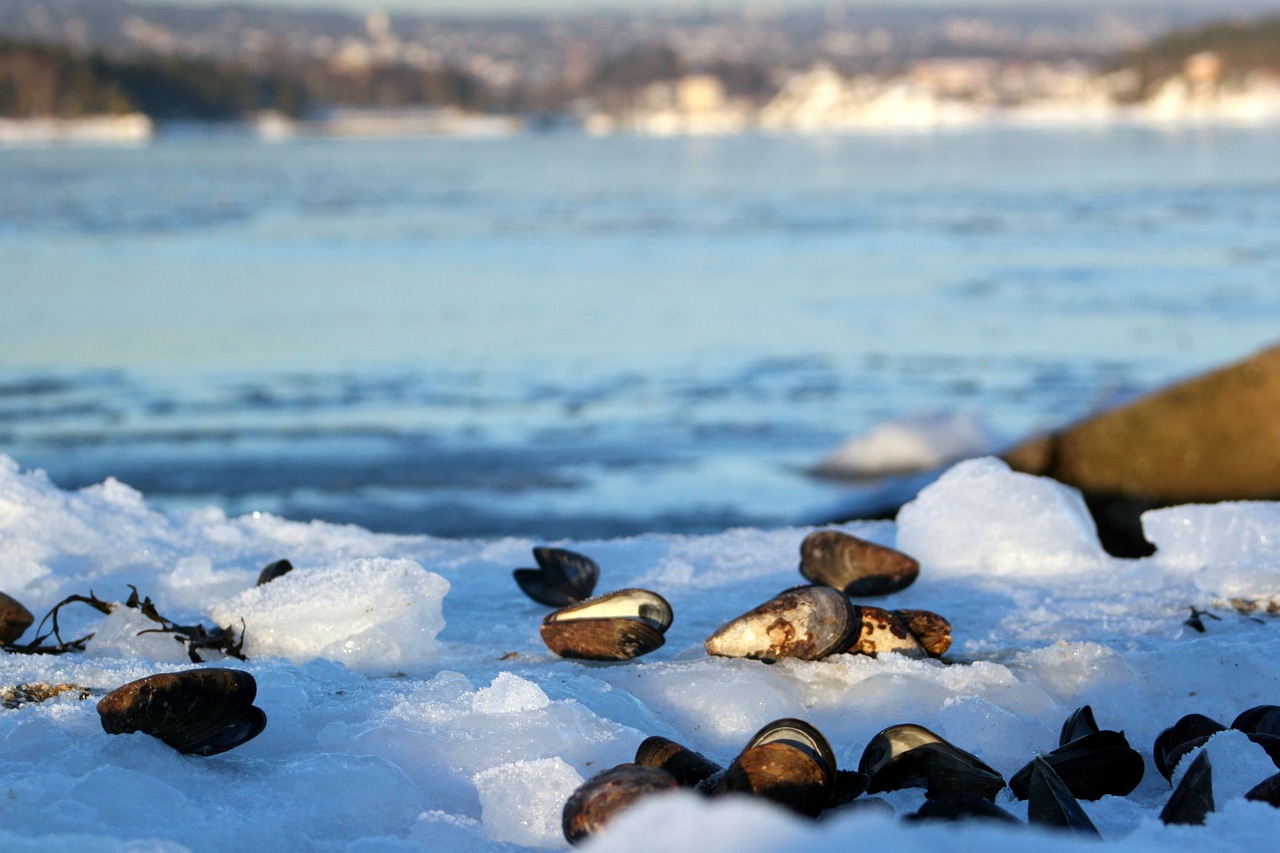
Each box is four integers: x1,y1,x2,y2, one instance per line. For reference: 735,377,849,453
1002,342,1280,555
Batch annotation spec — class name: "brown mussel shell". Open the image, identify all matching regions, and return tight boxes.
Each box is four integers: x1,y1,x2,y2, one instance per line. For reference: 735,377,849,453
848,606,926,658
256,558,294,586
97,668,266,755
1010,729,1144,801
562,763,678,845
1160,749,1214,826
0,591,34,646
635,736,723,788
798,530,919,596
704,585,857,663
713,719,838,817
1154,713,1226,781
859,723,1005,801
894,609,952,657
1027,756,1101,838
516,547,601,607
541,588,671,661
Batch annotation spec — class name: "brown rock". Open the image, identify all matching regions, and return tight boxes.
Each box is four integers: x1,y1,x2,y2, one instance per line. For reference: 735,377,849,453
1002,343,1280,503
0,591,34,646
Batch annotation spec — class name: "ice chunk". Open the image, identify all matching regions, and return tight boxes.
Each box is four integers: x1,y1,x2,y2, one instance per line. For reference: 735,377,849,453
896,457,1108,575
1170,729,1279,805
1144,503,1280,601
84,604,196,663
209,558,448,673
472,671,551,714
474,757,584,848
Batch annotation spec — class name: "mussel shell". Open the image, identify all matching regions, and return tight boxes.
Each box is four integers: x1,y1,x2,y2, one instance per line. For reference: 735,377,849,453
562,763,678,845
713,747,827,816
1154,714,1226,781
704,585,856,663
798,530,919,596
1160,750,1214,826
711,718,840,816
256,559,293,586
859,723,1005,801
97,668,265,755
894,609,952,657
0,591,34,645
516,547,601,607
634,736,723,788
847,606,926,658
1232,705,1280,737
541,619,666,662
1059,705,1101,748
744,718,838,785
1010,730,1144,801
906,790,1021,825
1026,757,1101,838
541,588,672,661
1245,770,1280,807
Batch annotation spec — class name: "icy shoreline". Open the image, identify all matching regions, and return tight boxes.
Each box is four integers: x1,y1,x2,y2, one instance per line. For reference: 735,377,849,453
3,454,1280,851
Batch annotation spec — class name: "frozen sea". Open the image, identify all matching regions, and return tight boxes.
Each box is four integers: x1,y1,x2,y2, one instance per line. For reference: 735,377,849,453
3,125,1280,852
2,126,1280,537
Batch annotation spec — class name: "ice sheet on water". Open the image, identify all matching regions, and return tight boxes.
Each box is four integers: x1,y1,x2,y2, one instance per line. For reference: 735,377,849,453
6,453,1280,851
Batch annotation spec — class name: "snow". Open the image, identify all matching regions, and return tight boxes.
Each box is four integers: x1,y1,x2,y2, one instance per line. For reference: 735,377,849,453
4,452,1280,851
813,412,1003,479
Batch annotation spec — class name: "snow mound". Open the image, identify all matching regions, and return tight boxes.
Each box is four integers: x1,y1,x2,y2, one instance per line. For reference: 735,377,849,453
897,457,1109,576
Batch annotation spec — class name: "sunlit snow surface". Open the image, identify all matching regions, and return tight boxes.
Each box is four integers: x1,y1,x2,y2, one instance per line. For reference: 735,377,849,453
3,454,1280,851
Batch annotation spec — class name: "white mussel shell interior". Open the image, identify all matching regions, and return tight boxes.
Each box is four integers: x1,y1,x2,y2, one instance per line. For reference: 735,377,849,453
544,588,673,630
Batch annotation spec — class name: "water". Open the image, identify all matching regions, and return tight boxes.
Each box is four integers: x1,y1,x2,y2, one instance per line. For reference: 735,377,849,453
1,126,1279,538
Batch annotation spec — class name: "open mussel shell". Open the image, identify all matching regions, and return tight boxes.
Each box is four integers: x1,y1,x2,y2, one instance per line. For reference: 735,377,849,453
1160,750,1214,826
713,718,838,817
541,588,671,661
562,763,678,845
1154,713,1226,781
705,585,856,663
906,790,1021,825
0,591,34,645
859,723,1005,801
515,546,601,607
798,529,920,597
635,736,723,788
848,606,927,658
1059,705,1101,748
256,558,294,586
1010,730,1144,801
97,668,266,755
1232,705,1280,737
1027,757,1101,838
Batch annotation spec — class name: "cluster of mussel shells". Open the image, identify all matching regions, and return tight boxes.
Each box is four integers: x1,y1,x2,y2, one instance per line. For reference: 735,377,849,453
563,699,1280,845
1153,703,1280,824
516,530,951,664
514,546,675,661
2,562,286,756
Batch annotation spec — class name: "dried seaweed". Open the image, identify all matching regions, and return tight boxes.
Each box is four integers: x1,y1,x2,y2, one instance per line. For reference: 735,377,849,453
3,586,246,663
1,682,93,709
